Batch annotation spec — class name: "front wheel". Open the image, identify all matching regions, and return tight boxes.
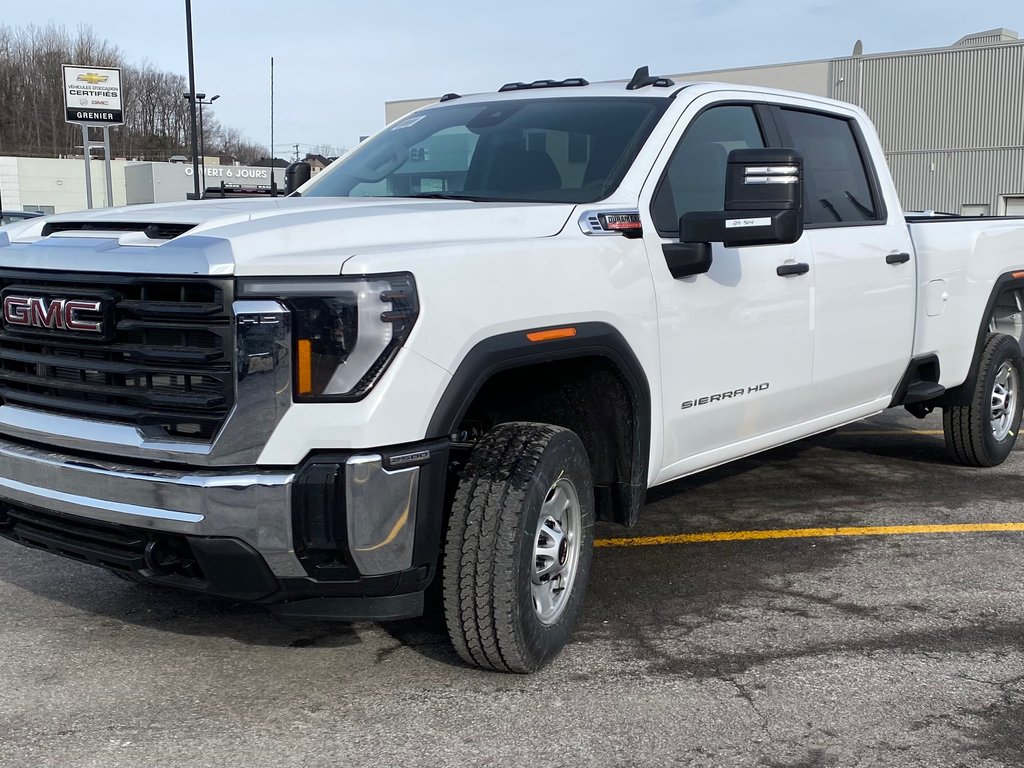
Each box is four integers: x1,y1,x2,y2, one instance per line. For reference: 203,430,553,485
442,422,594,672
943,333,1024,467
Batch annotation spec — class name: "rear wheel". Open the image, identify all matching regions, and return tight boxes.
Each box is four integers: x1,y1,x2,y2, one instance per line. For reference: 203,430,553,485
442,422,594,672
943,333,1023,467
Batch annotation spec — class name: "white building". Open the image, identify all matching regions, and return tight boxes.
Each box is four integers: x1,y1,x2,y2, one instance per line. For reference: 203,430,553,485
0,156,286,215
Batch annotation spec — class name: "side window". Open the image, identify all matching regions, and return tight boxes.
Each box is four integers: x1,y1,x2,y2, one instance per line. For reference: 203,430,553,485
777,109,881,226
652,105,765,234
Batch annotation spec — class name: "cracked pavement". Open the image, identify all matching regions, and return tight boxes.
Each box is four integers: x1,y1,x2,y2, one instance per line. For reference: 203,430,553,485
2,409,1024,767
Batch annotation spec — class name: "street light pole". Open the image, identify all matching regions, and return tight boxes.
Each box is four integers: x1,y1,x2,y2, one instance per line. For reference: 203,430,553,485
184,0,200,199
198,96,205,187
183,92,219,197
197,93,219,187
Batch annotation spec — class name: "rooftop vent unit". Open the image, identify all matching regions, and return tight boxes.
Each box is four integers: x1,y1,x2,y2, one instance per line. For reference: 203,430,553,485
953,28,1019,47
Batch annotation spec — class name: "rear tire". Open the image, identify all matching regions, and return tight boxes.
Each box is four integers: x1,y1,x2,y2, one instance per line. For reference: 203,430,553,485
943,333,1023,467
442,422,594,672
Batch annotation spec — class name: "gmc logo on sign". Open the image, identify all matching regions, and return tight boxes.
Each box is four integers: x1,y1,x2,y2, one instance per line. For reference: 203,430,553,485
2,295,105,334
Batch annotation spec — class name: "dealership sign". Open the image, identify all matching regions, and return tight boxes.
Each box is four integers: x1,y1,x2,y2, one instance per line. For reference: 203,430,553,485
184,166,272,180
62,65,123,125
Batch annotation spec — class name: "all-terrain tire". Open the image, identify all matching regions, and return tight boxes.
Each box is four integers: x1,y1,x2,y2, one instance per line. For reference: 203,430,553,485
442,422,594,672
943,333,1023,467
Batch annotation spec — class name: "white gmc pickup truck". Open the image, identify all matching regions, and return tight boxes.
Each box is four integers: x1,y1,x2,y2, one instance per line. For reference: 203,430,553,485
1,70,1023,672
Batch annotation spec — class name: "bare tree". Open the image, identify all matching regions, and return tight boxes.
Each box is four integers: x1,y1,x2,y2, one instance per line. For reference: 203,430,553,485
0,23,267,162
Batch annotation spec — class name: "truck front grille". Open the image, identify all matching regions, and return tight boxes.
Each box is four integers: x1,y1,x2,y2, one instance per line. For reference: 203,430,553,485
0,271,234,441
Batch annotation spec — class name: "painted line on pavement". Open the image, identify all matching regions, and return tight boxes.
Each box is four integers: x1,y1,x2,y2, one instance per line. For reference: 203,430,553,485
595,522,1024,549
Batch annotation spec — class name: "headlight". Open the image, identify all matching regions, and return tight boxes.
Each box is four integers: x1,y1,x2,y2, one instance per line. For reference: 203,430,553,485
237,274,418,401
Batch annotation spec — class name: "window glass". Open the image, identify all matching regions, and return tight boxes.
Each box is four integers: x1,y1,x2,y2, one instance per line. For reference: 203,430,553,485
652,105,764,233
349,126,479,197
305,97,668,203
778,109,881,225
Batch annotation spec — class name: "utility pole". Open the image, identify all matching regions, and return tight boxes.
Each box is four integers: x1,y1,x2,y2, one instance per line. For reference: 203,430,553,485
293,143,300,162
270,56,276,196
184,0,201,199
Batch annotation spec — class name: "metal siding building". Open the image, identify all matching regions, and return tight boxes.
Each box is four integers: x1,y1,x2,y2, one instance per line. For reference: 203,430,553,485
385,29,1024,215
830,30,1024,214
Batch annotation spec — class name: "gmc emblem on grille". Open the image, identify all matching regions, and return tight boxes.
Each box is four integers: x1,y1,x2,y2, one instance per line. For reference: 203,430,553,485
2,295,105,334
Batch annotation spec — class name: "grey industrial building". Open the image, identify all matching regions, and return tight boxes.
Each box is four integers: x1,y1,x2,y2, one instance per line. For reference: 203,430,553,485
385,28,1024,216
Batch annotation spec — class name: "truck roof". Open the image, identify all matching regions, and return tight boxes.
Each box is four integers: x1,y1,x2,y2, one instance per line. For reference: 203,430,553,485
416,76,858,115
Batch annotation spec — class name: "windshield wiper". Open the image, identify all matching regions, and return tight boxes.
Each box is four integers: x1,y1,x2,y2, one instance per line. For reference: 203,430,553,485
819,197,842,222
400,192,502,202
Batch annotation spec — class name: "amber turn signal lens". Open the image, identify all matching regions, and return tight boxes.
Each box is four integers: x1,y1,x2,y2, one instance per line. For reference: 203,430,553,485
297,339,313,395
527,327,577,342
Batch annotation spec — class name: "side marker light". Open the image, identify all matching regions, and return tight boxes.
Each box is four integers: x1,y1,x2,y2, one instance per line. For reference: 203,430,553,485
527,327,577,342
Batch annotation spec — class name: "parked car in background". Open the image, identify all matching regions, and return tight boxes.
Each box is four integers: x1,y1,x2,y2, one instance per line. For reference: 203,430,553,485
0,210,43,226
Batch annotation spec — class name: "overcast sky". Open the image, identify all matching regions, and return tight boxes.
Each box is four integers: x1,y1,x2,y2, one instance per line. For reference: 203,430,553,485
12,0,1024,157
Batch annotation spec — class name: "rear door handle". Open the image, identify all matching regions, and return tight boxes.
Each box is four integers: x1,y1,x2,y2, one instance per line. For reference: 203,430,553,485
776,262,810,277
886,252,911,265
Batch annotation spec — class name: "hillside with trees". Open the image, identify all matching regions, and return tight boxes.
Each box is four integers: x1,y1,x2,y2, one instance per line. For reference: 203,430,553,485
0,24,268,163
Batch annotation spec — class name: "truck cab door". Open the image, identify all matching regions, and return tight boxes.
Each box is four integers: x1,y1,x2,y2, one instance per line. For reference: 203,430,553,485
641,100,816,483
773,106,916,417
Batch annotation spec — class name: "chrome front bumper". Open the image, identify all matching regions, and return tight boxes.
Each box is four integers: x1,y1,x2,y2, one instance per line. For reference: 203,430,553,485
0,436,304,577
0,436,431,583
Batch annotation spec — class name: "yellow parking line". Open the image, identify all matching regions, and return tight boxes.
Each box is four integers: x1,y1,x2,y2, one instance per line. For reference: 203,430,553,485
838,429,945,436
595,522,1024,548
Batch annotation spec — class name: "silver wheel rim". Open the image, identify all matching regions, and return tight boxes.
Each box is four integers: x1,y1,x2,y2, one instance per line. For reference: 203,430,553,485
531,477,582,626
991,361,1019,441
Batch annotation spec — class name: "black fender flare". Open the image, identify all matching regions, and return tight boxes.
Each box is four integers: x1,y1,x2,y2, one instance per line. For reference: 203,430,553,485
426,322,651,525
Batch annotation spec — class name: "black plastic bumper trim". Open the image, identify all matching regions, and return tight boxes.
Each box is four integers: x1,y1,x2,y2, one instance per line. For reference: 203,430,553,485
271,592,424,621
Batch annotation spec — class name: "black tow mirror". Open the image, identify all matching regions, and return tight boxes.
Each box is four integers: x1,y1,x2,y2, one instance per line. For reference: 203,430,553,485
681,148,804,249
284,161,312,195
662,242,713,280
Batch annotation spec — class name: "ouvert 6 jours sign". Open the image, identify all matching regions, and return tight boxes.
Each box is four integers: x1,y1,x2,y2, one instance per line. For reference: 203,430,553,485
61,65,124,125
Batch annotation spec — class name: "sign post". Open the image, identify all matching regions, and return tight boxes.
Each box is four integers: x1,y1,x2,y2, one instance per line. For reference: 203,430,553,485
81,126,94,209
62,65,124,209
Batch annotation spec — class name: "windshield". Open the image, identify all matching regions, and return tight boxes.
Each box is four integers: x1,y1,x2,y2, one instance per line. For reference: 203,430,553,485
302,97,668,204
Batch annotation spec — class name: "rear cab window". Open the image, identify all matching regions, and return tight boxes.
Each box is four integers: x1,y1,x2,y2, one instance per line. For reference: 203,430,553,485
775,108,885,227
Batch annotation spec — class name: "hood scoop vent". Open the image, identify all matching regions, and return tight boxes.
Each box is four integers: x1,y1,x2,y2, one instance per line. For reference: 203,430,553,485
40,221,196,240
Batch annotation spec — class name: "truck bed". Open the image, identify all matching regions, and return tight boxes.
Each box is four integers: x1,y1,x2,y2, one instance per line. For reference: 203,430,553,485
908,216,1024,389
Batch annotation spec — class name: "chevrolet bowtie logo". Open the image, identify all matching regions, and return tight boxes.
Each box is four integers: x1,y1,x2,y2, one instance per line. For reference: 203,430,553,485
76,73,109,84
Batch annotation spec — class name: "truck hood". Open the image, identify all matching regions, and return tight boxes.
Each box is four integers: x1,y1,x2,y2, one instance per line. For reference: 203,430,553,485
0,197,576,276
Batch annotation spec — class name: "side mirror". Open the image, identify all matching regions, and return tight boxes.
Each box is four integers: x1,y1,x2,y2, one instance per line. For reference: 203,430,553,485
284,161,312,195
680,148,804,249
662,242,713,280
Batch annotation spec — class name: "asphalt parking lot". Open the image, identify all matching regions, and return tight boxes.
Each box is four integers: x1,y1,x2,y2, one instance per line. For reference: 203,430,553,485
2,409,1023,768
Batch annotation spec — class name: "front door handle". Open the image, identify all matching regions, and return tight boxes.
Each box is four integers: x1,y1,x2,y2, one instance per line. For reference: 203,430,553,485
886,252,911,265
776,262,810,277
